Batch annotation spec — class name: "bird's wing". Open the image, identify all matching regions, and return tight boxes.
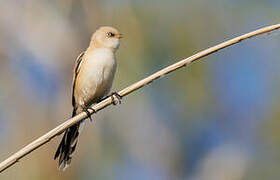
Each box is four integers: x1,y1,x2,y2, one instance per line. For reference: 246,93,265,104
72,51,85,107
54,51,85,168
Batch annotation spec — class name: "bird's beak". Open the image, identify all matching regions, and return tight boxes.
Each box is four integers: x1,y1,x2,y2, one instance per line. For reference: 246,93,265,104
116,33,123,39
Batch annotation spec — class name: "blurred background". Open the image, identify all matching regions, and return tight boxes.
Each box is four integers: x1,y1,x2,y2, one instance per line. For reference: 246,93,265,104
0,0,279,179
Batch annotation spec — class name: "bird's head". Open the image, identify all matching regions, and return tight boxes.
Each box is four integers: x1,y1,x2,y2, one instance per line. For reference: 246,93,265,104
90,26,123,51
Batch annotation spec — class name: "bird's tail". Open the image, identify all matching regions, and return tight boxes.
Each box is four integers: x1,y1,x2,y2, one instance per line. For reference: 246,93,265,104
54,108,82,170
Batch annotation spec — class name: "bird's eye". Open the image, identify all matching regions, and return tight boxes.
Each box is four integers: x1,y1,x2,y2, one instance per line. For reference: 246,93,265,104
106,32,115,37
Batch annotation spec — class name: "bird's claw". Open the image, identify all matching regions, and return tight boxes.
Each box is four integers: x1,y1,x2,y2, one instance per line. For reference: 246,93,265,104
82,106,96,122
110,92,122,105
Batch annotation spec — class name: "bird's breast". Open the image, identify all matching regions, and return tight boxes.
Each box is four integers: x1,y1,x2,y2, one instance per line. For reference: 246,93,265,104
85,49,116,84
77,48,116,104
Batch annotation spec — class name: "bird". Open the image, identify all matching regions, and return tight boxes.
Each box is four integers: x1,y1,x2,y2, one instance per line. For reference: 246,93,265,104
54,26,123,170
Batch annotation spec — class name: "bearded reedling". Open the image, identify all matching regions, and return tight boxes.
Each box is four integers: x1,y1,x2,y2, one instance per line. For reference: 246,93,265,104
54,26,123,170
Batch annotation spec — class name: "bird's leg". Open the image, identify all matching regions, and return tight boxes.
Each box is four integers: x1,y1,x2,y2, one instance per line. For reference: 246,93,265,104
81,105,96,122
110,92,122,105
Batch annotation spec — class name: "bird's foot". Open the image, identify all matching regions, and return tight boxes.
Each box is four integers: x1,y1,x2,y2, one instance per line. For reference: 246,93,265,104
110,92,122,105
81,105,96,122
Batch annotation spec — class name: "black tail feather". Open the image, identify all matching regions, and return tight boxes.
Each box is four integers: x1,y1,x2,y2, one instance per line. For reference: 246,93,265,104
54,108,80,170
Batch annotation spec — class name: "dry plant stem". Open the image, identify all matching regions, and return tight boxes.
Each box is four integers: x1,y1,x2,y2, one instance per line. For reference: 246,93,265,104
0,24,280,173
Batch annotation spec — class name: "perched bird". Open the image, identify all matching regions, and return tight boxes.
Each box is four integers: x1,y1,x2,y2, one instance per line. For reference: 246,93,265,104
54,26,123,170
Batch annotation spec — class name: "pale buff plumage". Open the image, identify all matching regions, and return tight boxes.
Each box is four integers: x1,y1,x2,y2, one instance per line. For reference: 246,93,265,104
54,26,122,170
